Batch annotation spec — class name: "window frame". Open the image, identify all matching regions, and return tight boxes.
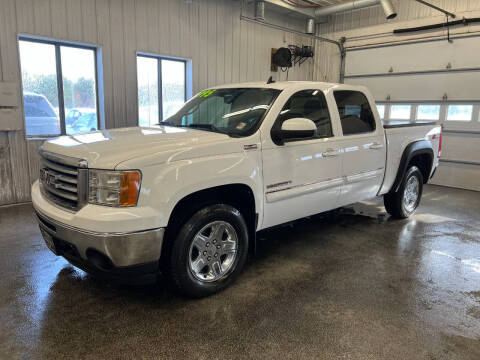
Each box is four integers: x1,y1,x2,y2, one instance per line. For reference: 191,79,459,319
136,53,188,125
333,90,376,136
270,89,334,144
19,36,101,138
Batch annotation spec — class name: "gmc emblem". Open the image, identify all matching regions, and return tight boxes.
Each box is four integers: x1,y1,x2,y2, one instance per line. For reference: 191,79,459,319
40,168,57,187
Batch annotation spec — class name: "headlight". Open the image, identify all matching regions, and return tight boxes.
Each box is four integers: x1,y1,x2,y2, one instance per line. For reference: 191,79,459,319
88,169,141,207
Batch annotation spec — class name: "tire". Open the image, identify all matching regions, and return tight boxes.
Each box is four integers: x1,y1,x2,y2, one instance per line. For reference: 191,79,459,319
168,204,249,298
384,166,423,219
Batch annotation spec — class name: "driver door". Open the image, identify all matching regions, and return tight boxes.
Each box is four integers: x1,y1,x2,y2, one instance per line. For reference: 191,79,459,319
261,89,343,229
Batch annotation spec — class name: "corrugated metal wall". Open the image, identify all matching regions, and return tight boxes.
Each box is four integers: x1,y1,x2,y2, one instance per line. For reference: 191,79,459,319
0,0,341,206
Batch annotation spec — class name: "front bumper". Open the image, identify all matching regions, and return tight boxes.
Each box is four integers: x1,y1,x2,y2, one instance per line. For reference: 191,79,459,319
35,210,164,285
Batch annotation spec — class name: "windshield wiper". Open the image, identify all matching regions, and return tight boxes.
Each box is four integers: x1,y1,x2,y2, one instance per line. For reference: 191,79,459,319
156,121,179,127
185,123,225,134
157,122,227,135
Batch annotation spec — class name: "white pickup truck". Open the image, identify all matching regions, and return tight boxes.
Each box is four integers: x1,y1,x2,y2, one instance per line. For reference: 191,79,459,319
32,81,442,297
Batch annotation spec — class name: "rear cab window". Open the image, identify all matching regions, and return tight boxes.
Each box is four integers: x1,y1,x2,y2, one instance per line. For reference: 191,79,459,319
333,90,376,135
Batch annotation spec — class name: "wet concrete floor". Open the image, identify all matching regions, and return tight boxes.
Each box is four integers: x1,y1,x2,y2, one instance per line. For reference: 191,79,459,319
0,184,479,359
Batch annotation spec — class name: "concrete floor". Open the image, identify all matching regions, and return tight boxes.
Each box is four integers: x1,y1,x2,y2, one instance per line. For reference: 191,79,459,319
0,184,479,359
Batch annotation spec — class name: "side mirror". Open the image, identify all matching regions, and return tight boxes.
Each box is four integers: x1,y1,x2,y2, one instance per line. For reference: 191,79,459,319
271,118,317,145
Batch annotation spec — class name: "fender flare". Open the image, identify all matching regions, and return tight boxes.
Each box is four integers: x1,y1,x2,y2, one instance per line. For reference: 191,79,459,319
391,140,434,193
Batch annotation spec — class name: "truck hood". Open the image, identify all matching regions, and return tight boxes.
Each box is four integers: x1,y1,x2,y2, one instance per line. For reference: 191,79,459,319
41,126,234,169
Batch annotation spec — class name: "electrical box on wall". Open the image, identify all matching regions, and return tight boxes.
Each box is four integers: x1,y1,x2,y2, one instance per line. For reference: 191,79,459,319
0,82,22,131
0,82,18,107
0,108,19,131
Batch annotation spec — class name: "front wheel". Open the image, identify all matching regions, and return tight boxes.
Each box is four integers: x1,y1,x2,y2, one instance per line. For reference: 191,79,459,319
384,166,423,219
168,204,249,298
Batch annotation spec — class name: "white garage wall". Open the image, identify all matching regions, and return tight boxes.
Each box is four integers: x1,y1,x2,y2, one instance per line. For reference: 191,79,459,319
0,0,341,206
344,35,480,102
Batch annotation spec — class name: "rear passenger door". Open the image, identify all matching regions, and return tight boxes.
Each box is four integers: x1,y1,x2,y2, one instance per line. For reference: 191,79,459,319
332,90,386,206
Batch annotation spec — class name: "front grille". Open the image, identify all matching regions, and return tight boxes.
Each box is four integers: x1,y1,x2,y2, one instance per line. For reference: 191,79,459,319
39,148,88,211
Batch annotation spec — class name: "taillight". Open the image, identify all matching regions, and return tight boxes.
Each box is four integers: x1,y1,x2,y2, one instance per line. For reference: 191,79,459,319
438,133,442,157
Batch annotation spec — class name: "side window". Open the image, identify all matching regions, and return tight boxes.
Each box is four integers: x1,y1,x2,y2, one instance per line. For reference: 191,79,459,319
334,90,376,135
277,90,333,138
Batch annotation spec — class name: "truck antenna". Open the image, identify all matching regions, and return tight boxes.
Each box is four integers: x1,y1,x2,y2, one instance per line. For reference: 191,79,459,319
267,76,275,84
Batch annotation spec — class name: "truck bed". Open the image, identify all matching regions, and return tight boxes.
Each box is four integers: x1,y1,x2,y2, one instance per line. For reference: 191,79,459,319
379,123,442,195
382,121,437,129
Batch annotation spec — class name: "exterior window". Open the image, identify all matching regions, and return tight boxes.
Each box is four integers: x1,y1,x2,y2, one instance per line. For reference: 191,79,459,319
334,90,375,135
277,90,333,138
19,38,99,136
376,104,385,119
137,57,159,127
417,105,440,121
161,59,186,119
137,55,186,126
447,105,473,121
390,105,411,120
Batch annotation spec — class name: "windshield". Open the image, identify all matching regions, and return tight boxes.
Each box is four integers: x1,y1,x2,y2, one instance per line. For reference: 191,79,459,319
159,88,280,137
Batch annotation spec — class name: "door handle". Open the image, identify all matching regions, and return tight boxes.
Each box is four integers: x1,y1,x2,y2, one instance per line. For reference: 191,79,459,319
369,142,384,150
323,148,339,158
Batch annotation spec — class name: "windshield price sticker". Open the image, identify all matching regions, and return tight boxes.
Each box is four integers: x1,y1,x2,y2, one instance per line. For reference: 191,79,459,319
198,89,217,98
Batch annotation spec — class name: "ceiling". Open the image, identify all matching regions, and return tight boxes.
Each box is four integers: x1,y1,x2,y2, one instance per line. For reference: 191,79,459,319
304,0,352,5
263,0,355,20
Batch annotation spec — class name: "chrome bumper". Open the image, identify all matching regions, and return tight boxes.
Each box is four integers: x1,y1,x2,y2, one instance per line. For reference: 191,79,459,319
35,210,164,268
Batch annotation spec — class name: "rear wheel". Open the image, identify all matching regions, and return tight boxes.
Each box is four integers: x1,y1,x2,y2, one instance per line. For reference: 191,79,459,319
168,204,248,298
384,166,423,219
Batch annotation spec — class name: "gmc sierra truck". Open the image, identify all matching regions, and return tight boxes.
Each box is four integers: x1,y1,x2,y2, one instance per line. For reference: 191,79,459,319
32,81,442,297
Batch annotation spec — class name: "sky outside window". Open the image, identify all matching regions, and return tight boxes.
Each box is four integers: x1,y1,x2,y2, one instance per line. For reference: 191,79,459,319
447,105,473,121
390,105,411,120
417,105,440,120
376,104,385,119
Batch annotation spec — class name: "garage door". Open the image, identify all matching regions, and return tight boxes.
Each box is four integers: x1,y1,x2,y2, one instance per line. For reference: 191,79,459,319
344,35,480,192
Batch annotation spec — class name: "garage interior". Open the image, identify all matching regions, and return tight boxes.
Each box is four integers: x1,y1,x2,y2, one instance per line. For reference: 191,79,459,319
0,0,479,358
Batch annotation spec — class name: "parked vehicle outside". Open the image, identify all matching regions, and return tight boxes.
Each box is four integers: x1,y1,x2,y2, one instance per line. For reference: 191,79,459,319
66,112,98,134
23,92,60,136
32,81,442,297
66,109,83,124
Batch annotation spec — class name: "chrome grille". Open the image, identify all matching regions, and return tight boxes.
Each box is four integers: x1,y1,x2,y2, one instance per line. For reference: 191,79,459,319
39,148,88,211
